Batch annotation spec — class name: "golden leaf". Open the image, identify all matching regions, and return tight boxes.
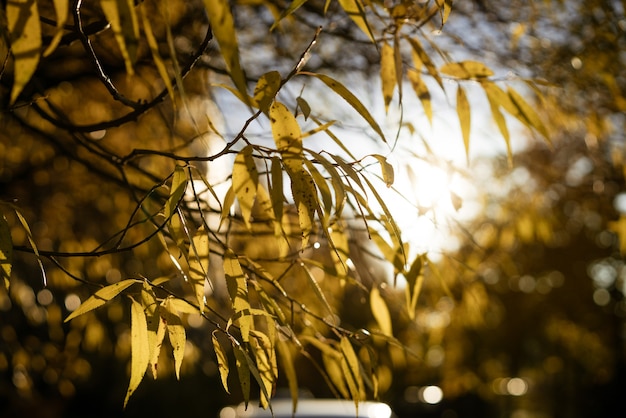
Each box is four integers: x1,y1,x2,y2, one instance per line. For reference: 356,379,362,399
232,145,259,230
65,279,139,322
370,287,393,337
124,297,150,407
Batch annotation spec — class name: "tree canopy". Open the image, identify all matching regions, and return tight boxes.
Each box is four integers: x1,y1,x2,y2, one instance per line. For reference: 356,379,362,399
1,0,625,417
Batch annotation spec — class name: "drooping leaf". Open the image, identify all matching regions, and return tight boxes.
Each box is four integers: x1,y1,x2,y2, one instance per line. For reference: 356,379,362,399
43,0,69,57
303,159,333,222
219,185,236,230
302,263,335,321
305,150,347,218
270,101,303,173
162,297,186,380
204,0,249,103
482,82,513,165
0,213,12,289
371,154,394,187
165,166,188,219
65,279,139,322
270,157,285,228
7,0,41,104
124,297,151,408
407,69,433,124
456,85,471,163
340,336,363,404
507,87,550,139
232,145,259,230
404,255,424,319
303,73,386,143
188,226,210,310
380,41,396,112
271,0,309,30
440,61,495,79
296,96,312,120
254,71,282,113
232,341,251,406
370,287,392,337
338,0,375,42
141,282,165,379
224,250,251,342
250,330,277,408
407,37,443,89
100,0,139,75
289,169,318,247
140,3,175,101
213,332,230,393
276,338,299,413
323,351,349,398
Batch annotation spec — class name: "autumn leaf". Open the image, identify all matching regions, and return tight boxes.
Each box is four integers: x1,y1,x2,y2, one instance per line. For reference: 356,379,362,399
370,287,393,337
124,297,150,407
232,145,259,230
65,279,139,322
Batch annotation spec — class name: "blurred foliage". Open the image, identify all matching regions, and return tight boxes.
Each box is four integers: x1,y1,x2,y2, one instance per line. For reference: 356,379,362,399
0,1,624,418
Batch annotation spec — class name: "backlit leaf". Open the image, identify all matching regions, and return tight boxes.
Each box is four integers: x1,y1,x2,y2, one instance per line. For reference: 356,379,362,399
407,69,433,124
371,154,394,187
124,297,150,408
254,71,282,113
270,101,303,173
482,82,512,165
140,3,174,101
162,297,186,380
43,0,69,57
141,282,164,378
440,61,494,79
188,226,210,309
224,250,251,342
323,352,349,398
232,145,259,230
65,279,138,322
370,287,392,337
213,333,230,393
276,339,299,413
338,0,375,42
0,213,12,289
232,341,251,406
380,41,396,112
270,157,284,228
408,37,443,89
250,330,277,408
340,336,363,404
7,0,41,103
271,0,309,30
507,87,550,139
303,73,386,143
289,169,317,247
302,263,335,321
165,166,188,219
456,85,471,163
100,0,138,75
204,0,249,103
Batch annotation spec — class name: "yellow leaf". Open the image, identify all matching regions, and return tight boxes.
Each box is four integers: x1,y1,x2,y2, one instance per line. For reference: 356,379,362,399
188,226,210,310
232,341,251,406
254,71,282,113
338,0,375,42
140,3,175,101
407,69,432,124
204,0,249,103
162,297,186,380
65,279,138,322
456,85,471,163
371,154,394,187
0,213,12,290
270,101,303,173
302,263,335,320
224,250,251,342
100,0,138,75
380,41,396,112
212,333,230,393
289,169,317,247
323,352,349,398
303,73,386,143
507,87,550,139
408,37,443,89
482,82,512,165
165,166,188,219
404,256,424,319
276,339,299,411
271,0,309,30
250,331,276,408
340,336,363,403
370,288,392,337
43,0,69,57
7,0,42,104
232,145,259,230
440,60,494,79
141,283,165,379
124,297,150,408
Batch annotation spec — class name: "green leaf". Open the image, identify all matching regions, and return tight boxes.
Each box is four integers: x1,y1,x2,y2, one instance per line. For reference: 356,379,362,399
213,332,230,393
338,0,375,42
254,71,282,113
456,85,471,163
0,213,12,289
7,0,41,103
188,226,209,310
204,0,249,103
124,297,150,408
65,279,139,322
232,145,259,230
380,41,396,112
407,69,433,124
162,297,186,380
303,73,386,143
440,61,494,79
224,250,251,342
370,287,392,337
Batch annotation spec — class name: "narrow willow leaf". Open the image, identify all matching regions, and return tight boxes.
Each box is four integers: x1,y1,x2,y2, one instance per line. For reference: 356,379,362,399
232,145,259,230
407,37,443,90
303,159,333,222
302,263,335,321
338,0,375,42
250,330,277,408
140,3,174,100
407,69,433,124
165,166,188,219
393,34,403,102
276,339,299,414
323,352,349,398
188,226,209,309
507,87,549,139
270,101,303,173
289,169,317,247
404,255,424,319
204,0,249,103
305,150,346,218
296,96,311,120
0,213,12,289
100,0,137,75
7,0,41,103
303,73,386,143
371,154,394,187
270,157,284,228
213,333,230,393
370,288,392,337
232,341,251,406
456,85,471,163
254,71,282,113
252,184,275,222
162,297,186,380
219,185,235,230
380,41,396,112
224,250,251,342
141,282,164,378
65,279,139,322
482,82,512,165
43,0,69,57
124,297,150,408
440,61,494,79
271,0,309,30
301,335,342,358
340,336,363,404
